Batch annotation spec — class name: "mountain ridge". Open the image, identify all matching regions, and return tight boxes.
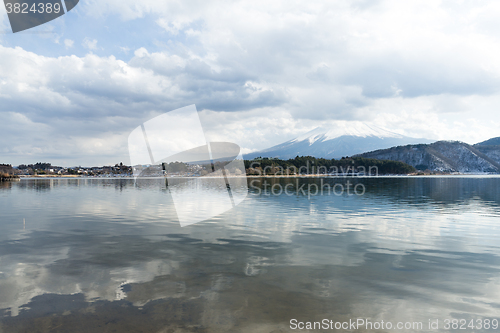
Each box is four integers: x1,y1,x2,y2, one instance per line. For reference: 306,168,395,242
357,140,500,173
476,137,500,146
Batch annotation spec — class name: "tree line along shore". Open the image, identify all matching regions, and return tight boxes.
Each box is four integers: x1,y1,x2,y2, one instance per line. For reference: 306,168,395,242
244,156,416,176
0,164,18,181
0,172,18,181
1,156,417,180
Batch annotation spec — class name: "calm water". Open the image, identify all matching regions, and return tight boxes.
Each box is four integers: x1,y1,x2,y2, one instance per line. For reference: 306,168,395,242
0,177,500,332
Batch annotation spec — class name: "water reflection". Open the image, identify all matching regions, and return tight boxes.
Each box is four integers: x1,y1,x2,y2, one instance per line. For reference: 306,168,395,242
248,176,500,206
0,181,13,191
0,177,499,332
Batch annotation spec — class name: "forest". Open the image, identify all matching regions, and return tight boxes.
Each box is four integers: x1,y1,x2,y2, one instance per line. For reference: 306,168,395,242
244,156,416,175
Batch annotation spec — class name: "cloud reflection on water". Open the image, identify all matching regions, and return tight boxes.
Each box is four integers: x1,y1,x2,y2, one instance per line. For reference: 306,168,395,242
0,177,499,332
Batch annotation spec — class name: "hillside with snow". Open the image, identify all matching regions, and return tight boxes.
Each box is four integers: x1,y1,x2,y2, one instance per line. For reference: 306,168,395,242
474,138,500,165
358,141,500,173
244,122,432,160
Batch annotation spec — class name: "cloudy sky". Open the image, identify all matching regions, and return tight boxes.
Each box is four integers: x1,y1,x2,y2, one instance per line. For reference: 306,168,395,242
1,0,500,166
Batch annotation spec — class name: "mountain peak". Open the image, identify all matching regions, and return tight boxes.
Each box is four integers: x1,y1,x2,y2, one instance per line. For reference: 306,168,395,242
245,121,432,160
293,122,405,145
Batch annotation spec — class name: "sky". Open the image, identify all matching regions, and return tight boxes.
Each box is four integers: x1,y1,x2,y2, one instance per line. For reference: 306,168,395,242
1,0,500,166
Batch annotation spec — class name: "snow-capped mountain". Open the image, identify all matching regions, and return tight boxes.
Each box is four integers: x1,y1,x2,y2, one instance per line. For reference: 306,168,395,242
244,121,432,160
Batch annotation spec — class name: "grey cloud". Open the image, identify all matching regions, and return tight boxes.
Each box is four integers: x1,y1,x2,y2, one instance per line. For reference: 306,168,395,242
306,53,500,99
338,57,500,98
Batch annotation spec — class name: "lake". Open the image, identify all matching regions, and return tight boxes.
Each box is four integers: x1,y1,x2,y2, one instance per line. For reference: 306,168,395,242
0,177,499,332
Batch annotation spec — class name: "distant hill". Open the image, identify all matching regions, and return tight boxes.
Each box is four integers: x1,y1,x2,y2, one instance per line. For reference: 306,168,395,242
244,122,433,160
473,138,500,165
357,141,500,173
475,137,500,146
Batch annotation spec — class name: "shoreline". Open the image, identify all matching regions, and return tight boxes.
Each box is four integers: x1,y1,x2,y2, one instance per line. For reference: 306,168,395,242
15,173,500,180
0,176,19,182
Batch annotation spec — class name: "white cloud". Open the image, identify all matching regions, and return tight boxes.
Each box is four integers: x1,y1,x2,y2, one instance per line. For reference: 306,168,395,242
64,39,74,49
82,38,98,51
2,0,500,164
119,46,130,54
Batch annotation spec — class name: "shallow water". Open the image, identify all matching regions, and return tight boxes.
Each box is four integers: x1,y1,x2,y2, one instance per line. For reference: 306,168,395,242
0,177,499,332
